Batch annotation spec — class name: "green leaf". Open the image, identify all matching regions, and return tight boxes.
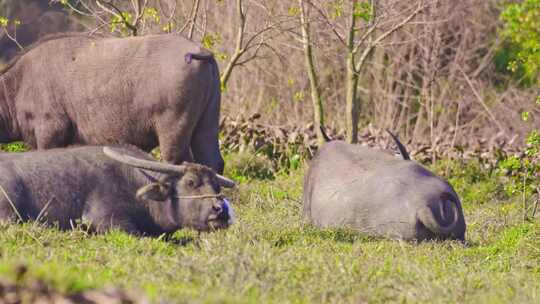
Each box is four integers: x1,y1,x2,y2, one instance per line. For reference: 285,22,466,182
521,111,530,121
201,33,222,50
500,0,540,85
0,17,9,27
353,2,373,22
143,7,160,24
329,0,344,19
288,6,300,17
526,130,540,146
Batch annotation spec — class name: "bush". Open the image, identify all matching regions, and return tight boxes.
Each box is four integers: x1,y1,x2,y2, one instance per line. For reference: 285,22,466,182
498,0,540,85
496,131,540,220
224,152,275,182
0,142,27,152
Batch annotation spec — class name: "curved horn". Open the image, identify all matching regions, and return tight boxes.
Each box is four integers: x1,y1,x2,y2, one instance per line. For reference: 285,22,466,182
386,130,410,160
216,175,236,188
103,147,186,174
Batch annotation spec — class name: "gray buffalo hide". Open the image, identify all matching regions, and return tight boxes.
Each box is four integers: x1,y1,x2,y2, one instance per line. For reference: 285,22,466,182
0,33,225,173
0,145,235,235
0,0,84,62
303,140,466,241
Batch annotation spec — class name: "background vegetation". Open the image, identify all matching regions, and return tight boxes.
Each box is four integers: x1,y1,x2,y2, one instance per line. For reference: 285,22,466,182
0,0,539,303
1,0,538,146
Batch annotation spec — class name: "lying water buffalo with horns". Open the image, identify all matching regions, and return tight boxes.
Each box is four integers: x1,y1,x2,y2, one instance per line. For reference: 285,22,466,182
0,146,235,234
0,33,225,173
303,130,466,241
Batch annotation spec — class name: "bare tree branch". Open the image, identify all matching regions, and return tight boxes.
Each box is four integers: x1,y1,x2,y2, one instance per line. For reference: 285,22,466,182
355,1,428,73
97,0,139,36
188,0,201,39
459,67,507,135
305,0,347,47
220,0,247,88
2,27,23,51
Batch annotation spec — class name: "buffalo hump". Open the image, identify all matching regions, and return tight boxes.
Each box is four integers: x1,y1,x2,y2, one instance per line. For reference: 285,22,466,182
303,141,466,241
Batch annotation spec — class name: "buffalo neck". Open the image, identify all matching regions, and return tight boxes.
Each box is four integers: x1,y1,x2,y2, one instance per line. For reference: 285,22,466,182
0,71,20,142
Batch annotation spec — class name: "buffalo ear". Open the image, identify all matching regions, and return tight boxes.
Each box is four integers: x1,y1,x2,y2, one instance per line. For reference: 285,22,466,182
136,182,171,201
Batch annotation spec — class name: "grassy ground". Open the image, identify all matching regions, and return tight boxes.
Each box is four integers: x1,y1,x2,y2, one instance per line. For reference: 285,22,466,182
0,149,539,303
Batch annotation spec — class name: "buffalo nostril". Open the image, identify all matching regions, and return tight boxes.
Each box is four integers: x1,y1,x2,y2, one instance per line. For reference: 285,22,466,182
212,204,223,214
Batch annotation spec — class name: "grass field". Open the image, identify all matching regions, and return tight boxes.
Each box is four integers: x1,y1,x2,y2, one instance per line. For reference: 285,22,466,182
0,150,539,303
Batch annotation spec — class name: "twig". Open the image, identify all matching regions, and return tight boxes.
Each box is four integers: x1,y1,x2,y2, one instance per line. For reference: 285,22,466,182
97,0,139,36
305,0,347,46
2,28,23,51
354,1,428,73
459,67,507,136
445,100,462,176
131,0,149,33
532,193,539,219
188,0,201,39
0,184,23,222
522,170,527,221
472,36,502,78
34,197,54,227
0,184,44,247
60,0,95,17
157,0,177,34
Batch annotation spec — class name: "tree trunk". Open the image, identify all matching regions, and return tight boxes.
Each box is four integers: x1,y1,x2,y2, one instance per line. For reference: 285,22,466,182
345,52,359,143
299,0,326,146
220,0,246,91
345,1,359,144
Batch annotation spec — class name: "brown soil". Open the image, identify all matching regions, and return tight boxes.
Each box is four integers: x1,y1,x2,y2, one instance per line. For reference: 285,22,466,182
0,265,152,304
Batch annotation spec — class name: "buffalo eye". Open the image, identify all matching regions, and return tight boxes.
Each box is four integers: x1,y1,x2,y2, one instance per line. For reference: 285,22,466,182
185,177,200,188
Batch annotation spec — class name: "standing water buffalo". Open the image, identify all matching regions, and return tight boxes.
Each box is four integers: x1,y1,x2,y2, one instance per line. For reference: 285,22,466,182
303,131,466,241
0,33,225,173
0,146,235,234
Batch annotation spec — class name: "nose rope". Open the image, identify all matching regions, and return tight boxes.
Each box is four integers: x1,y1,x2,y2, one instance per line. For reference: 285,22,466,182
174,193,224,200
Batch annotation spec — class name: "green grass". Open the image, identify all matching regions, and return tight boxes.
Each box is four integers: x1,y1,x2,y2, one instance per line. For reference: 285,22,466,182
0,142,28,152
0,153,539,303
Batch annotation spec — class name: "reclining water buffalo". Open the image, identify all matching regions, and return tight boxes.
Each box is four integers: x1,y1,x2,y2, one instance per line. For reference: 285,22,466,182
0,33,225,173
0,146,235,234
303,131,466,241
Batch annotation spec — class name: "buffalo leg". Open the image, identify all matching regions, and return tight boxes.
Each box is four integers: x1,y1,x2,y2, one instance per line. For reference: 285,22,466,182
82,209,138,234
35,117,72,149
156,119,195,165
190,92,225,174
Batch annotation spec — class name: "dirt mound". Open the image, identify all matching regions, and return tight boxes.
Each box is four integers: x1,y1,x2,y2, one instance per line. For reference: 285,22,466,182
0,265,152,304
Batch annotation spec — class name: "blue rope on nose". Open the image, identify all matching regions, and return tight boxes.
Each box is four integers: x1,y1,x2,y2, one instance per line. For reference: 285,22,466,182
221,198,230,214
